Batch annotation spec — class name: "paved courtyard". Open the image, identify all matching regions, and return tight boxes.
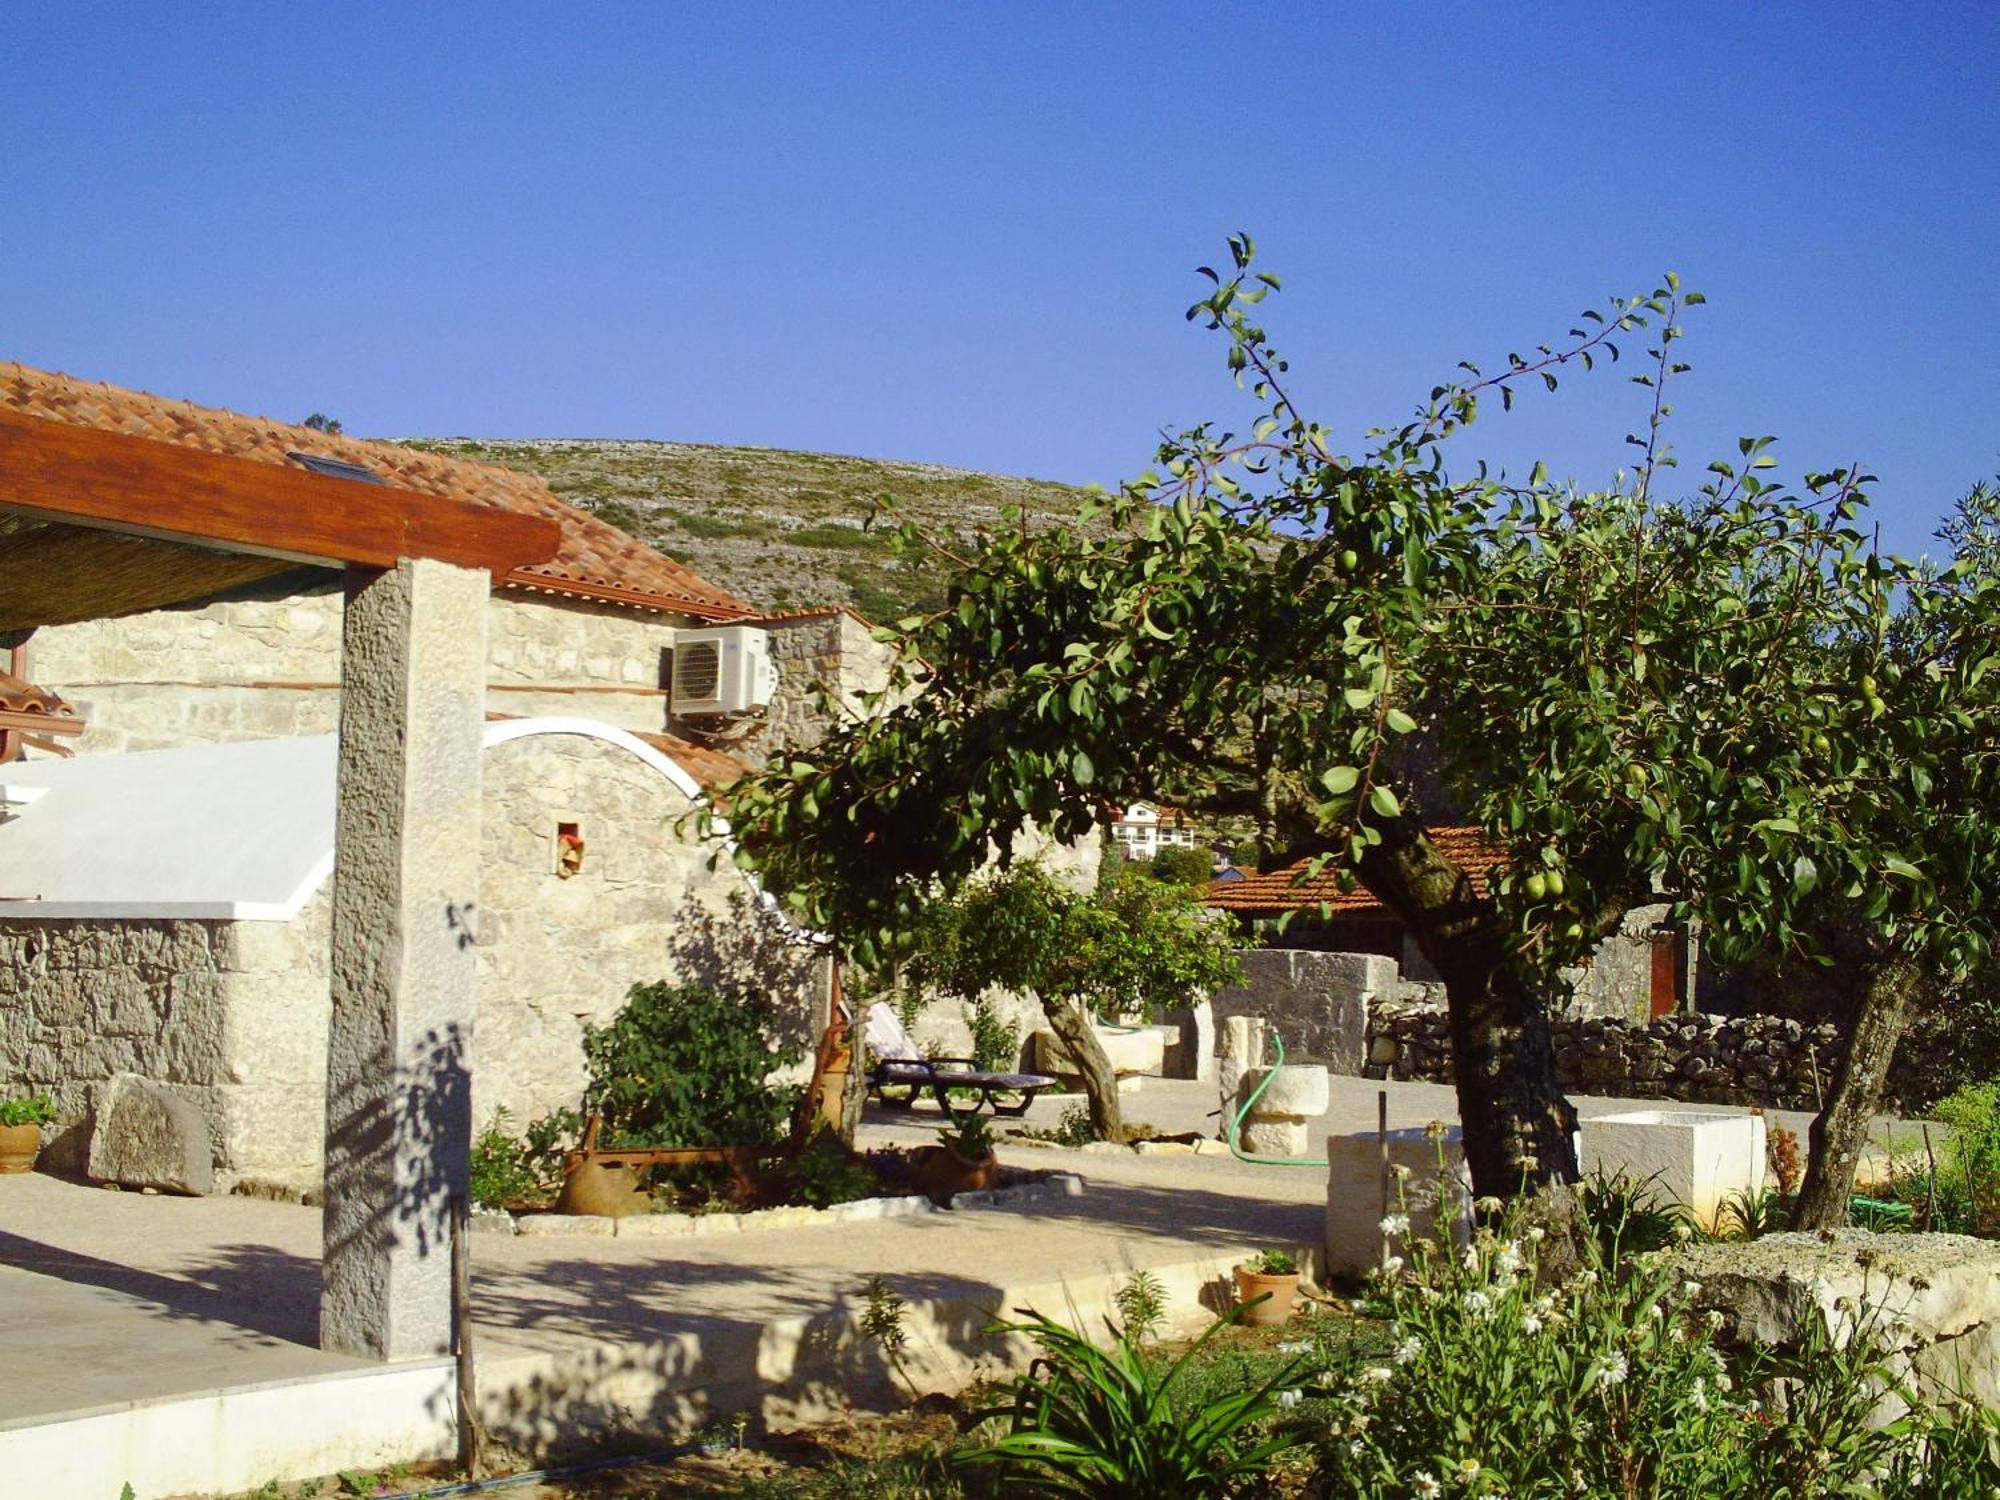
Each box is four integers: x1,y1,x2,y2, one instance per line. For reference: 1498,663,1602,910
0,1074,1897,1464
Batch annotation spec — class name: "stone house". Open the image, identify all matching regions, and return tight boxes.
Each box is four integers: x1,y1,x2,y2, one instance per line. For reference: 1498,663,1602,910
0,364,891,1195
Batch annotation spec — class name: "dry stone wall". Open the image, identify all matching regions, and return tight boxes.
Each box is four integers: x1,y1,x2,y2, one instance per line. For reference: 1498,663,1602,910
1369,1003,1847,1109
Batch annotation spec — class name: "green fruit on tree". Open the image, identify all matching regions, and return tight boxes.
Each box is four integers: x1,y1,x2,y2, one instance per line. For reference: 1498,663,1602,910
1339,549,1359,573
1860,673,1878,697
1623,763,1649,787
1524,872,1548,901
1563,922,1585,942
1545,870,1566,897
1812,732,1832,756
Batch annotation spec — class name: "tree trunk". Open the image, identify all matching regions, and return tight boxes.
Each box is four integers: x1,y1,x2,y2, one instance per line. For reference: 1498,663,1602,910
1043,996,1126,1142
1791,952,1921,1230
1359,821,1579,1197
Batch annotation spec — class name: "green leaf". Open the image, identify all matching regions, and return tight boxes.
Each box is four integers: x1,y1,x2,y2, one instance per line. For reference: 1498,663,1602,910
1368,784,1401,819
1384,707,1418,735
1071,749,1096,786
1320,765,1360,795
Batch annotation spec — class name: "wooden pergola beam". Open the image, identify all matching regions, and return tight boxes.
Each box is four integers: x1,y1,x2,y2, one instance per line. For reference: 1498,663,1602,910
0,408,560,574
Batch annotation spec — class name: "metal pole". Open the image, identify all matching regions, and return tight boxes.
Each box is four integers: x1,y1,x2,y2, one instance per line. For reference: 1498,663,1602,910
1378,1089,1390,1269
451,1195,483,1480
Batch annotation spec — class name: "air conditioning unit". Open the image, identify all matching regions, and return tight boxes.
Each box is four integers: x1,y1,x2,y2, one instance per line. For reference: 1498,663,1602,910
671,626,778,716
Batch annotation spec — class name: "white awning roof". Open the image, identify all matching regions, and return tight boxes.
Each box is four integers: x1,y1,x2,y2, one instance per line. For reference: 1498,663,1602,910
0,717,738,922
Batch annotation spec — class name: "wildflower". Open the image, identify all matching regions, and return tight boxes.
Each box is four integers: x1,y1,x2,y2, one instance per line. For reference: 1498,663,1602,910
1379,1213,1412,1236
1672,1219,1694,1242
1573,1269,1599,1288
1393,1335,1423,1365
1462,1244,1482,1273
1362,1364,1393,1385
1689,1377,1710,1412
1527,1226,1546,1243
1494,1241,1525,1277
1455,1457,1483,1484
1521,1313,1543,1335
1704,1309,1726,1331
1273,1387,1303,1409
1347,1439,1365,1459
1586,1351,1630,1389
1474,1195,1504,1216
1461,1289,1494,1319
1680,1280,1703,1299
1413,1472,1443,1499
1276,1339,1311,1354
1381,1254,1406,1276
1392,1162,1413,1181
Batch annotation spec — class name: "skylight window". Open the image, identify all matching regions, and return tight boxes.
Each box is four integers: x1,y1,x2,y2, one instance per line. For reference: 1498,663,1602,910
287,451,384,485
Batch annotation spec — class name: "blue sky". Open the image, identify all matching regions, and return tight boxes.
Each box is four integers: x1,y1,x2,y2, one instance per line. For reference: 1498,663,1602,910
4,4,1993,556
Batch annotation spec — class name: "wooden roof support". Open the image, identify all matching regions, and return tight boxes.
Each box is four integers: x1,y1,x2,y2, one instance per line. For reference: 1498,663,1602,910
0,408,560,574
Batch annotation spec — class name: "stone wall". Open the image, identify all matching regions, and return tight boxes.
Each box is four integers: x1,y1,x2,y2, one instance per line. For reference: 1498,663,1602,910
0,914,325,1192
1369,1002,1844,1109
27,587,688,753
719,611,898,760
1211,948,1397,1074
473,728,821,1128
0,726,820,1197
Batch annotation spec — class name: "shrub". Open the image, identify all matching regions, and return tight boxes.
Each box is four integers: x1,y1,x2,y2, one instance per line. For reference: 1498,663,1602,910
1933,1081,2000,1233
1113,1270,1169,1344
936,1113,995,1161
955,1308,1311,1496
582,981,804,1148
1149,846,1215,890
1310,1172,2000,1497
965,998,1021,1072
1245,1249,1297,1277
789,1129,880,1208
469,1108,544,1210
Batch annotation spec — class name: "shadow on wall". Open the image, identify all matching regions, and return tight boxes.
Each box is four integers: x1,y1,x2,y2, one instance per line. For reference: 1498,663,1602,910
664,893,823,1057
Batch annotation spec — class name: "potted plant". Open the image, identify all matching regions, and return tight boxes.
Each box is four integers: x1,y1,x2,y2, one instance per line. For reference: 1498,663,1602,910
693,1417,738,1457
0,1092,55,1174
1233,1247,1301,1326
910,1113,1000,1203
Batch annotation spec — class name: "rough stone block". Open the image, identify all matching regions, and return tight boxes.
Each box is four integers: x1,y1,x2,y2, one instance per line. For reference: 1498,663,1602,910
1580,1109,1765,1231
1033,1023,1166,1079
1241,1119,1309,1157
516,1213,615,1237
1326,1125,1472,1274
613,1213,698,1238
1245,1063,1330,1119
87,1073,213,1195
1677,1231,2000,1414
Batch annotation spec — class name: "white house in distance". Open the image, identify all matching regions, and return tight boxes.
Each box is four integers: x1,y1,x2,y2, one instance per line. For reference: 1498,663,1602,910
1107,800,1198,861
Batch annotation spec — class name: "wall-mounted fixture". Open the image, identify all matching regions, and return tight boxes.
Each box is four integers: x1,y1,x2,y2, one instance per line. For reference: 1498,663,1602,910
555,821,585,878
670,625,777,716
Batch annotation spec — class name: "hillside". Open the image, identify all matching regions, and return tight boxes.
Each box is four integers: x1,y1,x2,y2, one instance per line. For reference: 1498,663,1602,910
403,438,1102,621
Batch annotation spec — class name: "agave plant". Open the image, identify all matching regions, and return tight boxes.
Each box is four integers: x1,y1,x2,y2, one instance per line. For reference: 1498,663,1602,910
954,1308,1309,1497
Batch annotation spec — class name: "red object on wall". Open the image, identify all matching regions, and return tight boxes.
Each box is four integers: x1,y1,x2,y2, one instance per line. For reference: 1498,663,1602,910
1649,934,1679,1019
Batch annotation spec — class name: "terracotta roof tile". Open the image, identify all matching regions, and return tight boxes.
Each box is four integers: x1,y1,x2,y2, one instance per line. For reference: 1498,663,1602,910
0,669,77,722
1204,825,1499,917
630,730,756,794
0,362,753,621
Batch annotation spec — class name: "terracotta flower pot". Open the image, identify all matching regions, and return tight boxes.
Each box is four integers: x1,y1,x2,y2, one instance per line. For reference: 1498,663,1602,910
0,1122,42,1174
1233,1264,1301,1326
908,1144,998,1204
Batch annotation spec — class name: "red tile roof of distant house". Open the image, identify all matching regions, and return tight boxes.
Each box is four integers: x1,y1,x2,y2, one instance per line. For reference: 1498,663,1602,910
1204,825,1499,918
1108,802,1188,823
0,362,754,621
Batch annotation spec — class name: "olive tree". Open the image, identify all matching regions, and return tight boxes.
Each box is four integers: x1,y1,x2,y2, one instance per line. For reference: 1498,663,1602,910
903,867,1240,1140
719,239,1998,1203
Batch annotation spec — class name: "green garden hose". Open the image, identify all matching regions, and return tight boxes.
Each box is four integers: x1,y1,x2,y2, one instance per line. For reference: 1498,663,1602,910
1225,1030,1331,1168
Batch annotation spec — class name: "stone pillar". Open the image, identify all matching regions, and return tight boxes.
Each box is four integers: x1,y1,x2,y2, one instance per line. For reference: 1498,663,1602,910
321,559,488,1360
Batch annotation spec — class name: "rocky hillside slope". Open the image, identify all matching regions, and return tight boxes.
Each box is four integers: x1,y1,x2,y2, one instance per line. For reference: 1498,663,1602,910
405,438,1101,621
